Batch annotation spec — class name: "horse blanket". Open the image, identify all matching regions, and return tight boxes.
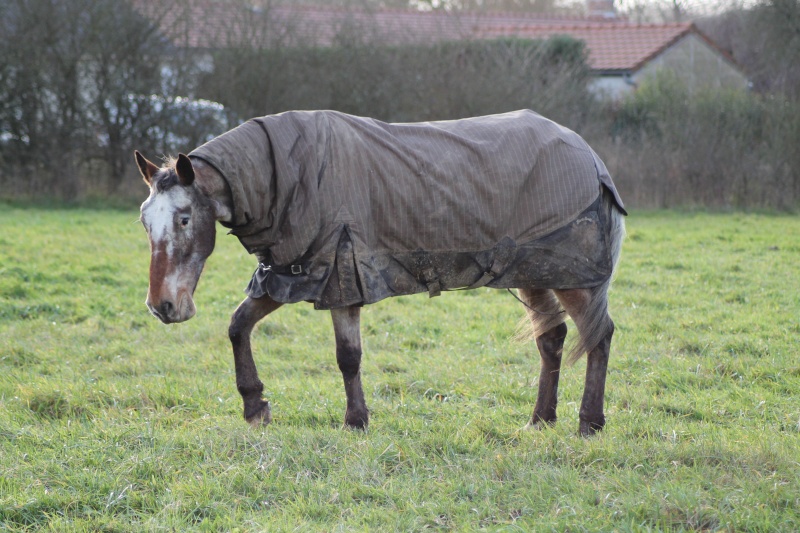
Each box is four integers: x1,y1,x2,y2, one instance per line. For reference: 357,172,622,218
189,109,626,309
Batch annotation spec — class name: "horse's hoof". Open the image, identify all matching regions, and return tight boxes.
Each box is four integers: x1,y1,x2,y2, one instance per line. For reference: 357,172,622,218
344,411,369,430
245,400,272,427
579,417,604,437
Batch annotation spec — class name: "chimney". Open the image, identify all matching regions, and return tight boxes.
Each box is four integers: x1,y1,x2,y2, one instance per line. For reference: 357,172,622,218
587,0,616,18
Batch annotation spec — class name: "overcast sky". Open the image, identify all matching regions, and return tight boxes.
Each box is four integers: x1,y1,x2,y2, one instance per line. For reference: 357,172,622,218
615,0,760,16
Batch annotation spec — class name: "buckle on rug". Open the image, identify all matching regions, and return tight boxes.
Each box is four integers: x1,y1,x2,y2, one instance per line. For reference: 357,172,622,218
258,263,304,276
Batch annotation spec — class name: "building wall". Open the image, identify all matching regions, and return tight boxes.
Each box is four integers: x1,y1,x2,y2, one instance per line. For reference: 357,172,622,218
633,33,749,93
588,33,749,100
588,75,635,100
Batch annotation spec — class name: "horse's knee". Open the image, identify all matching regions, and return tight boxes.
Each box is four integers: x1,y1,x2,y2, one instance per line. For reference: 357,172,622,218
228,310,248,344
337,344,362,377
331,306,362,377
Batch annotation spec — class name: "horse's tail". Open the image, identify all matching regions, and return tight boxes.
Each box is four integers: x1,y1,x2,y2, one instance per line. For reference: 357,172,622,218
565,188,626,365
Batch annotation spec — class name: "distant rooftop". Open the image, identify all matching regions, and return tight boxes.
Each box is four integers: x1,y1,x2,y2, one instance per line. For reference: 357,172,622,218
475,22,698,72
131,1,732,73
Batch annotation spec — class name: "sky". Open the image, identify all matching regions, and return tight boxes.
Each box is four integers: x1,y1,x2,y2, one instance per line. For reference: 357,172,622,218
410,0,762,16
614,0,761,16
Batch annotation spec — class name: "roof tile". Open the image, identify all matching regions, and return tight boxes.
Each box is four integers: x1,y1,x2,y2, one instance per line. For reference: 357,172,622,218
476,23,694,71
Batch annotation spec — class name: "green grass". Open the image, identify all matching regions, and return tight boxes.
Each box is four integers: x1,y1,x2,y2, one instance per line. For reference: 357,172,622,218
1,207,799,531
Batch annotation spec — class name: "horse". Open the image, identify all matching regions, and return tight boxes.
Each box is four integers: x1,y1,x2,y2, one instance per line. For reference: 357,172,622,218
135,109,626,436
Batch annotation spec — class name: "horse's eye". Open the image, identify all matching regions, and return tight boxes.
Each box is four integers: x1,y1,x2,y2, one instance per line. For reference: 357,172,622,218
180,216,190,227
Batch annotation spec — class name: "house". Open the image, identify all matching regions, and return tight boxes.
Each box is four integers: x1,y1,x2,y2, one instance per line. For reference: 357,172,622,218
475,21,749,98
131,0,747,99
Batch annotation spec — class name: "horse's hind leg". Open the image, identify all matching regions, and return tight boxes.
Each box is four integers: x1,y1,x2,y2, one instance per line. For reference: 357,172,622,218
555,288,614,436
229,295,283,426
331,306,368,429
519,288,567,429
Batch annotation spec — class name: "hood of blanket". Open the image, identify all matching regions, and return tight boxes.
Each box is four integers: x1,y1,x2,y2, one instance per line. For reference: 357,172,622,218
189,112,327,265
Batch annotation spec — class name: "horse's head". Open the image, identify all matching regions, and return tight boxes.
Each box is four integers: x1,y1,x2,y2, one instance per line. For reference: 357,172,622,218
135,152,219,324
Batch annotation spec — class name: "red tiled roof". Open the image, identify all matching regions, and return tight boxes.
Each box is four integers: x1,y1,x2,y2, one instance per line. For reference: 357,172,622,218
474,22,695,71
131,1,730,73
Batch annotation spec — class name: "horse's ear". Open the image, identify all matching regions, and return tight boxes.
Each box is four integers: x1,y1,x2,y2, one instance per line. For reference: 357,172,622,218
175,153,195,186
135,151,160,187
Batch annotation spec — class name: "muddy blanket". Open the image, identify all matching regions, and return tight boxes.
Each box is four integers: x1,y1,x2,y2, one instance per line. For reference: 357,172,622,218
189,110,626,309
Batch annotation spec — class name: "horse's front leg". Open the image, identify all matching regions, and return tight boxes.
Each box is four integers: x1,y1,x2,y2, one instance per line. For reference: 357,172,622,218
229,295,283,426
331,306,368,429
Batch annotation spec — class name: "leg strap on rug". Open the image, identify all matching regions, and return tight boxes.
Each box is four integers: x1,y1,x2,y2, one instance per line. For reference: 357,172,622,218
466,236,517,290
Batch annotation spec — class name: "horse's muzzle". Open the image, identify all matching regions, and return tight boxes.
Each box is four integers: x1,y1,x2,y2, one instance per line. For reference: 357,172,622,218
146,296,196,324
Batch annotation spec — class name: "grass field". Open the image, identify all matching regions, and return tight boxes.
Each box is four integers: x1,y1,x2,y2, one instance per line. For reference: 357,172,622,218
1,206,799,531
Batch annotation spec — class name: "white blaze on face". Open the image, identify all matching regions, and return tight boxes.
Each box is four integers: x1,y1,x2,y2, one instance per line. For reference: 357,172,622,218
141,185,193,255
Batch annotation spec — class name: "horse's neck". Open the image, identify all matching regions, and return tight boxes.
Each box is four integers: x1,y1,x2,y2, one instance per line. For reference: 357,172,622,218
193,160,234,223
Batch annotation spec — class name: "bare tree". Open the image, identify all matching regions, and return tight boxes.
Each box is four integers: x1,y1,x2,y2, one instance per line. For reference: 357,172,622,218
0,0,96,198
411,0,559,11
700,0,800,100
0,0,215,199
617,0,745,22
750,0,800,99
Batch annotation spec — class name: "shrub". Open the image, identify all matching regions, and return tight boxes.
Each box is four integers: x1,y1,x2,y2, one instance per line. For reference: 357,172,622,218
600,71,800,210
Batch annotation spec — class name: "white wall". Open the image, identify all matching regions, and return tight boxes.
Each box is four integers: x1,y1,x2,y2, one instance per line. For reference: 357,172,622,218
588,33,749,101
634,33,749,93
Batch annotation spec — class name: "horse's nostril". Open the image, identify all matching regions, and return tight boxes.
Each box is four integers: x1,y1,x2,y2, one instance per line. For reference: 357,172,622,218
161,301,174,316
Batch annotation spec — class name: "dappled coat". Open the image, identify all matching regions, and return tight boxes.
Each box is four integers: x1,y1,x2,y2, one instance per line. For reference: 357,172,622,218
189,109,626,309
